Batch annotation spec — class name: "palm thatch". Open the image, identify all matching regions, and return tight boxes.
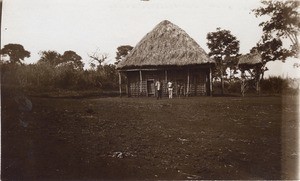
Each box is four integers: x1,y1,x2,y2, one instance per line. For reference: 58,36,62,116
238,52,262,66
117,20,214,69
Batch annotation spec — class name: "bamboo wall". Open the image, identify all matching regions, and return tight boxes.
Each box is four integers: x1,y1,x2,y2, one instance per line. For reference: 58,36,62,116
125,68,210,97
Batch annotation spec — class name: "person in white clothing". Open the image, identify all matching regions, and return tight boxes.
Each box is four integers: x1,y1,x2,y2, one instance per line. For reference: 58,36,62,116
167,81,173,99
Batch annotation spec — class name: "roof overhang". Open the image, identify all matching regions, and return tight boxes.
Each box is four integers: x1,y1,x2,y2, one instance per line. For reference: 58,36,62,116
117,63,215,72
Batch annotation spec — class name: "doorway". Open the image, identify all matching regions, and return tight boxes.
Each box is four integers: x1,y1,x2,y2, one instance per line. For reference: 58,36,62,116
147,79,155,96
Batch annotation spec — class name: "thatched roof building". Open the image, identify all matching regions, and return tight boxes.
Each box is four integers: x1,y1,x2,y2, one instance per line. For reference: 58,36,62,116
238,52,262,67
238,52,264,96
117,20,214,69
117,20,215,97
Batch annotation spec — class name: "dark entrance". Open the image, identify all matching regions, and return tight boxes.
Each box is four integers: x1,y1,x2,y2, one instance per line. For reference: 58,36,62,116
147,79,155,96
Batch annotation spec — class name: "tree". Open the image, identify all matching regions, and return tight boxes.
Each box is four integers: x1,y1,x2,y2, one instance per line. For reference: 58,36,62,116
88,48,108,68
250,33,291,82
0,43,30,64
115,45,133,65
253,0,299,57
206,28,240,94
38,50,61,66
97,64,119,89
61,50,84,70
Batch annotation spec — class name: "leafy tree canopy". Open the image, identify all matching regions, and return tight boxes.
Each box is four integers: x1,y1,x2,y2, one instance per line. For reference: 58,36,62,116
38,50,84,70
206,28,240,94
207,28,239,59
253,0,299,58
38,50,61,66
206,28,240,72
0,43,30,64
251,34,292,63
115,45,133,65
61,50,84,70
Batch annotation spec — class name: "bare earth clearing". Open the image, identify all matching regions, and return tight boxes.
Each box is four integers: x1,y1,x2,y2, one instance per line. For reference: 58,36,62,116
2,95,298,180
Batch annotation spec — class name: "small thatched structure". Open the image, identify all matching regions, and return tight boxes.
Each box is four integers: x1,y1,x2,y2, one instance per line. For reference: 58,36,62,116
238,52,263,96
117,20,215,97
238,52,263,68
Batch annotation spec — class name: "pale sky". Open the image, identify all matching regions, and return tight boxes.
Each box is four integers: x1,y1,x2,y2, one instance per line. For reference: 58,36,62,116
1,0,299,78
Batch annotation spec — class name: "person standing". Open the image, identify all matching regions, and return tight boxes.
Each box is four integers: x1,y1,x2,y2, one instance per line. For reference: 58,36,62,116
167,80,173,99
155,79,162,99
177,83,183,98
180,84,185,97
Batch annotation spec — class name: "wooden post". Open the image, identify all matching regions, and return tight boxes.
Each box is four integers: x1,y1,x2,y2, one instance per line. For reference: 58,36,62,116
256,67,261,95
126,73,129,97
220,68,224,95
118,72,122,97
139,70,142,96
165,70,168,82
187,68,190,96
209,67,213,96
165,70,168,96
256,79,260,95
241,70,245,97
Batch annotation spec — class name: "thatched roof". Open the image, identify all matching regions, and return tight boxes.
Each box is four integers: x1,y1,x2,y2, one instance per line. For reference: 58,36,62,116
238,52,263,66
117,20,214,69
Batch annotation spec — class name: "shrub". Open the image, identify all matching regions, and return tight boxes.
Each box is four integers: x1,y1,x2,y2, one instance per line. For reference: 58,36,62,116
260,76,289,94
0,62,119,94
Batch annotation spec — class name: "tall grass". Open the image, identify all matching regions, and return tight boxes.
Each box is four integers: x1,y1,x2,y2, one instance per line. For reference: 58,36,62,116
1,63,119,96
213,76,298,95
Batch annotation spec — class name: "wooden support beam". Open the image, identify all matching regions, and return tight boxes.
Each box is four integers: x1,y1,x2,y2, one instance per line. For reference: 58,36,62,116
126,73,129,97
139,70,142,95
256,79,260,95
118,72,122,97
165,70,168,82
255,67,261,95
209,67,213,96
187,68,190,96
165,70,168,96
241,70,245,97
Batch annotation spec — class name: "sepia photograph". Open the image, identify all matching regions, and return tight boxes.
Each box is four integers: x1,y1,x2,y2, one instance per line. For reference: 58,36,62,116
1,0,299,180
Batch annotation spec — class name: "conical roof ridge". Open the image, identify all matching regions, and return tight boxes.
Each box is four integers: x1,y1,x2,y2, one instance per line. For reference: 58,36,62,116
117,20,214,69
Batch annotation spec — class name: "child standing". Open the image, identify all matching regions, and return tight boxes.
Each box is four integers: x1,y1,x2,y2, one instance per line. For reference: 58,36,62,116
167,81,173,99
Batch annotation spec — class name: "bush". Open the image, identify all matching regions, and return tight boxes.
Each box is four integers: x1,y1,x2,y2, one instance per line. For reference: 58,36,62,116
0,62,119,95
213,79,241,95
260,76,289,94
211,76,298,96
227,81,241,93
5,62,296,97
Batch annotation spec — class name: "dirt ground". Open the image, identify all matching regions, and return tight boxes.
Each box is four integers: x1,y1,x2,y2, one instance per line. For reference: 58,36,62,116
1,94,298,180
